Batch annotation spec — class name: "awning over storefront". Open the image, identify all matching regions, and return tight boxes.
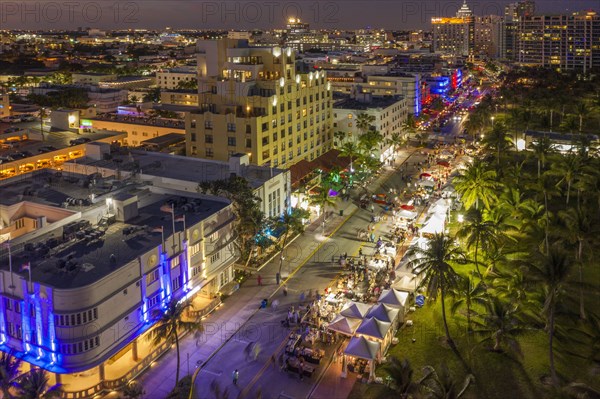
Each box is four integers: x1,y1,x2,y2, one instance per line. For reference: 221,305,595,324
289,149,351,188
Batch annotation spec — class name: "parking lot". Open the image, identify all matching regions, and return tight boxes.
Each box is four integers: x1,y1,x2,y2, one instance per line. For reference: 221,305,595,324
0,120,119,163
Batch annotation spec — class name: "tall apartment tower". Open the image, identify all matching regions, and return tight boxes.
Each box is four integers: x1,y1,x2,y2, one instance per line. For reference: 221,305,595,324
186,39,333,168
503,0,536,60
516,11,600,72
432,0,474,57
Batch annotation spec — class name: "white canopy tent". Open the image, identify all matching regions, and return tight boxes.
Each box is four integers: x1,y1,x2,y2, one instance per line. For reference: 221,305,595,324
393,274,418,294
327,315,362,336
417,179,436,188
367,258,388,272
356,317,392,341
378,288,409,308
344,336,381,361
365,303,400,325
340,301,372,319
397,209,417,219
420,214,446,235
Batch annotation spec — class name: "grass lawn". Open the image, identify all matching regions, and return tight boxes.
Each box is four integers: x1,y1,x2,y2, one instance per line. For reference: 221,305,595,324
348,291,599,399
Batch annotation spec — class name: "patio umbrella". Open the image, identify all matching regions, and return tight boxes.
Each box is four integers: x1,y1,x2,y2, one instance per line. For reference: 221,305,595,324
400,204,415,211
420,172,432,178
437,160,450,168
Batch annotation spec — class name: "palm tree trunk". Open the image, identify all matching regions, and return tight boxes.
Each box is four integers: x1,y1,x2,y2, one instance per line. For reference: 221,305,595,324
548,308,558,386
474,240,483,281
174,330,181,387
440,283,454,349
566,181,571,206
537,159,541,179
578,240,586,320
544,192,550,255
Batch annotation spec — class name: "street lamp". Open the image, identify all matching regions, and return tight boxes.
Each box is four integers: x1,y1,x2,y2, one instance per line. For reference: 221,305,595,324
491,116,495,127
457,214,464,223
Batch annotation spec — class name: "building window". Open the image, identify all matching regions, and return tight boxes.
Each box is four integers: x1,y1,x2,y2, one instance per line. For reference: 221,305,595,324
210,251,221,263
15,219,25,229
227,137,236,146
171,256,180,269
147,293,161,308
227,123,236,132
172,275,182,291
246,138,252,148
205,134,213,144
205,148,214,157
204,121,213,129
209,231,218,242
190,243,201,255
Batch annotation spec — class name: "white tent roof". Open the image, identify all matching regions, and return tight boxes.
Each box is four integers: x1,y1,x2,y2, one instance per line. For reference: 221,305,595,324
378,288,410,308
417,179,436,187
327,315,361,336
340,301,372,319
420,214,446,235
442,184,455,193
427,203,449,216
344,336,381,361
393,275,417,293
365,303,400,324
356,317,392,340
397,209,417,219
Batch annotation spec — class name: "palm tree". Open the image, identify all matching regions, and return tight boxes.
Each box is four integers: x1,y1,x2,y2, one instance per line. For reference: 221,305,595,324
558,208,596,320
548,154,583,206
377,357,419,398
308,187,338,235
147,298,201,389
419,363,474,399
334,130,347,147
0,352,22,399
482,122,512,166
402,114,417,140
16,368,61,399
450,277,487,333
457,208,499,279
356,113,375,135
464,113,486,142
472,297,528,357
408,234,464,352
527,249,574,386
340,141,360,172
574,102,589,132
527,173,558,254
269,207,310,278
453,159,499,210
528,136,554,178
386,132,407,154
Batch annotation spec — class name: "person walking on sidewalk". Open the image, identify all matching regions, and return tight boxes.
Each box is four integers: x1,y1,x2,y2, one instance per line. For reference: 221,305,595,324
232,369,239,385
257,274,262,286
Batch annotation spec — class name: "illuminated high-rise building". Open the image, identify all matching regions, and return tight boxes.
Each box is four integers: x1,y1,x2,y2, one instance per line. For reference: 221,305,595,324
186,39,333,168
432,0,474,57
516,11,600,72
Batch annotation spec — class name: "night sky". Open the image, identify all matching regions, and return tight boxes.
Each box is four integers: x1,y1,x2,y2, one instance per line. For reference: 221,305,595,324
0,0,598,30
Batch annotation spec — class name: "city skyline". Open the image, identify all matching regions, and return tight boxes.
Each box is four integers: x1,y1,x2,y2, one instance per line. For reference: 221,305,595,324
0,0,598,31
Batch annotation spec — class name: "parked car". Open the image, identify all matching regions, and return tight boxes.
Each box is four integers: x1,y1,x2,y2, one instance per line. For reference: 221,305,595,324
8,152,26,160
0,156,11,164
70,137,91,146
20,115,36,122
3,127,21,134
1,116,21,123
20,150,33,157
38,145,58,153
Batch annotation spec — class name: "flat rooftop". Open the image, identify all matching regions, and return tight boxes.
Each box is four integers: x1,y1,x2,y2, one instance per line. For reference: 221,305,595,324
0,174,228,289
91,114,186,129
333,95,404,110
74,150,286,189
